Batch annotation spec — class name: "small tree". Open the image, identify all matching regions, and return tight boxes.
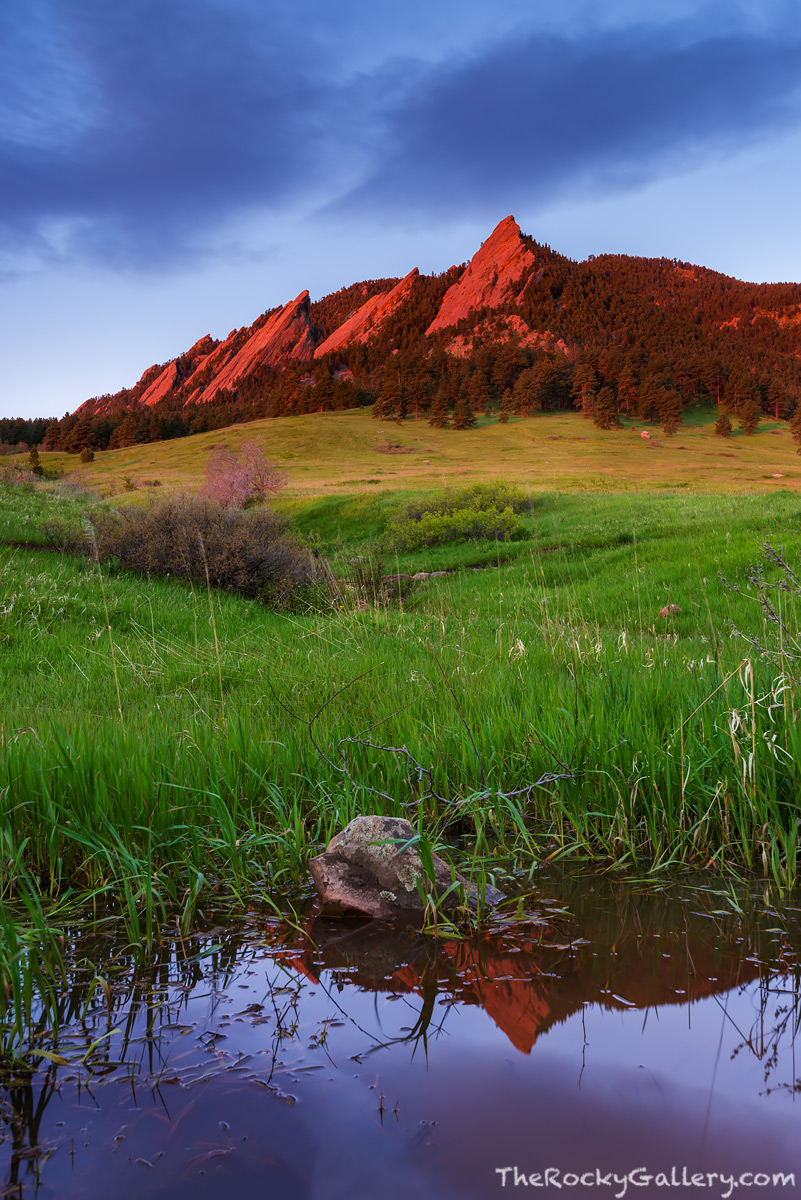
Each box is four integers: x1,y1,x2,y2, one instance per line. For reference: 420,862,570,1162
202,441,287,508
657,388,684,436
714,411,733,438
28,446,42,474
738,394,761,436
428,380,451,428
593,386,620,430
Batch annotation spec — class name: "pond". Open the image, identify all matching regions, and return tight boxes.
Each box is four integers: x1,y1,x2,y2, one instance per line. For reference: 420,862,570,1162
2,872,799,1199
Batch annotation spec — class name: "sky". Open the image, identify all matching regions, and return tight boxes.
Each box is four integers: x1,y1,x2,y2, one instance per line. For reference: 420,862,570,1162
2,0,801,420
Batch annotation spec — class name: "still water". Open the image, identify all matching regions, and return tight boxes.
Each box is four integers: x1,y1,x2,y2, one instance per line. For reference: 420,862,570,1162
2,873,799,1199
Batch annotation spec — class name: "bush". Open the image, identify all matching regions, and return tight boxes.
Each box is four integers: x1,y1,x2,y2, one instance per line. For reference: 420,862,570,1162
0,464,37,488
63,496,327,609
80,446,95,463
388,505,521,551
201,441,287,508
397,481,532,524
385,482,530,551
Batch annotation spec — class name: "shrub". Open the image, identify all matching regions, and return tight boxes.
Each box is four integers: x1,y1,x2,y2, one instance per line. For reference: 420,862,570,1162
388,505,521,551
80,446,95,463
75,496,326,608
0,464,37,488
396,481,532,523
201,441,287,508
385,482,530,551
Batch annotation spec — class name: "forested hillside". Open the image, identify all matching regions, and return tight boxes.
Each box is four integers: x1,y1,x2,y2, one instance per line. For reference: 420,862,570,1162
10,216,801,454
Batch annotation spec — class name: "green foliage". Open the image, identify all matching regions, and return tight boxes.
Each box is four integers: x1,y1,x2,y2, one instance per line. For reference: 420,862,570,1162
395,481,533,522
388,504,521,551
386,482,531,551
3,479,801,1017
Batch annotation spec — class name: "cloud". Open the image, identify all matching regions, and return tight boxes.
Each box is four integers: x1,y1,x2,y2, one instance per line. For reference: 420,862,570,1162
0,0,342,270
2,4,801,273
336,24,801,223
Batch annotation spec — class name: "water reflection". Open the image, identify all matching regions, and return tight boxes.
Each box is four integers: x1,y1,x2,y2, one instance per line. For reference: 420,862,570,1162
2,875,799,1199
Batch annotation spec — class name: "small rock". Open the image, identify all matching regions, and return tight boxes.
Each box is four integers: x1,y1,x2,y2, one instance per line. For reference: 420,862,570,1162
657,604,682,618
381,574,415,597
309,815,503,921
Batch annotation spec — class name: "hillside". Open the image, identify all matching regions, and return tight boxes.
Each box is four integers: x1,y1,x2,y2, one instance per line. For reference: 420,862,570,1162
23,215,801,454
35,406,801,500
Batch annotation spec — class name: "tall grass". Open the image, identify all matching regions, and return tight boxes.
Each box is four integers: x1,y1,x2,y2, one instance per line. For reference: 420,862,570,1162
2,483,801,923
4,481,801,1058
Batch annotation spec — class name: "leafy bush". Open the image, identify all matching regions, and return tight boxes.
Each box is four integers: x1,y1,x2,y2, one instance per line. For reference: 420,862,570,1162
386,482,530,551
388,505,521,551
57,495,327,608
397,482,532,523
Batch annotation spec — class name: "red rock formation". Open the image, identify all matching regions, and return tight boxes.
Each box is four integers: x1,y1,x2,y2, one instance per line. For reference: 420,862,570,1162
268,913,760,1058
426,216,537,335
198,291,314,403
315,269,419,356
139,360,179,407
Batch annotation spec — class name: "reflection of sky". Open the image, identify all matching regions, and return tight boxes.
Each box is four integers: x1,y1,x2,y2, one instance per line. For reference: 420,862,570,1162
2,938,798,1200
3,2,801,417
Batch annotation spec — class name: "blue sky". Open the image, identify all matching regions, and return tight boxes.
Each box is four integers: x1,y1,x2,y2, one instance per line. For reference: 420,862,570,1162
2,0,801,419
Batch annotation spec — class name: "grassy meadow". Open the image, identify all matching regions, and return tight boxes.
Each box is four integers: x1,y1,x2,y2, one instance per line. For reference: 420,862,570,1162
4,407,801,1056
23,405,801,498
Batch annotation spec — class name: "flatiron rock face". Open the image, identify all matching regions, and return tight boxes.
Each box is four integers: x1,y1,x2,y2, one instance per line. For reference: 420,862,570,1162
198,291,314,402
315,269,419,356
426,215,537,335
308,815,503,921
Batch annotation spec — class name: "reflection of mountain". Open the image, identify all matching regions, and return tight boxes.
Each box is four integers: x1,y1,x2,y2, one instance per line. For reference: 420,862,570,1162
273,894,762,1055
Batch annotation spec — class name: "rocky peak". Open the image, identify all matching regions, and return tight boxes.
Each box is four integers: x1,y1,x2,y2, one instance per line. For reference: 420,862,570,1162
426,215,537,335
198,291,313,403
315,269,419,357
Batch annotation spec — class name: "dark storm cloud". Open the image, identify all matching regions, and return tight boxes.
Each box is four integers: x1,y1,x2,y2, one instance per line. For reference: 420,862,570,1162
3,3,801,270
0,0,340,267
339,25,801,220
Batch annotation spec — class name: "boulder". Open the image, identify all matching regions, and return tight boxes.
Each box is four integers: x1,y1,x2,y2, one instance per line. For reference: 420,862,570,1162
309,815,503,921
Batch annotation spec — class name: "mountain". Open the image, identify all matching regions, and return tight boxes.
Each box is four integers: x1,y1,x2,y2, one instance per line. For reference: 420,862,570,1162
55,214,801,448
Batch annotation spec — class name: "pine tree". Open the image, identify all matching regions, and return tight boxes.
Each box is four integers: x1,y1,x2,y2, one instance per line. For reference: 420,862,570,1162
616,363,639,415
593,386,620,429
428,379,451,428
452,379,477,429
571,363,597,419
657,388,684,436
738,393,761,436
467,371,488,417
513,369,539,417
499,388,513,424
714,411,733,437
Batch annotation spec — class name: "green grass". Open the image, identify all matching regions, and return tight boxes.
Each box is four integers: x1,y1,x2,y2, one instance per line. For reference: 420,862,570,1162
4,473,801,1058
18,405,801,499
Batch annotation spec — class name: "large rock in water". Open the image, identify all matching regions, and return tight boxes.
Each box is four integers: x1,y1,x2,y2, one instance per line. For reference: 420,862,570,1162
309,815,503,920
